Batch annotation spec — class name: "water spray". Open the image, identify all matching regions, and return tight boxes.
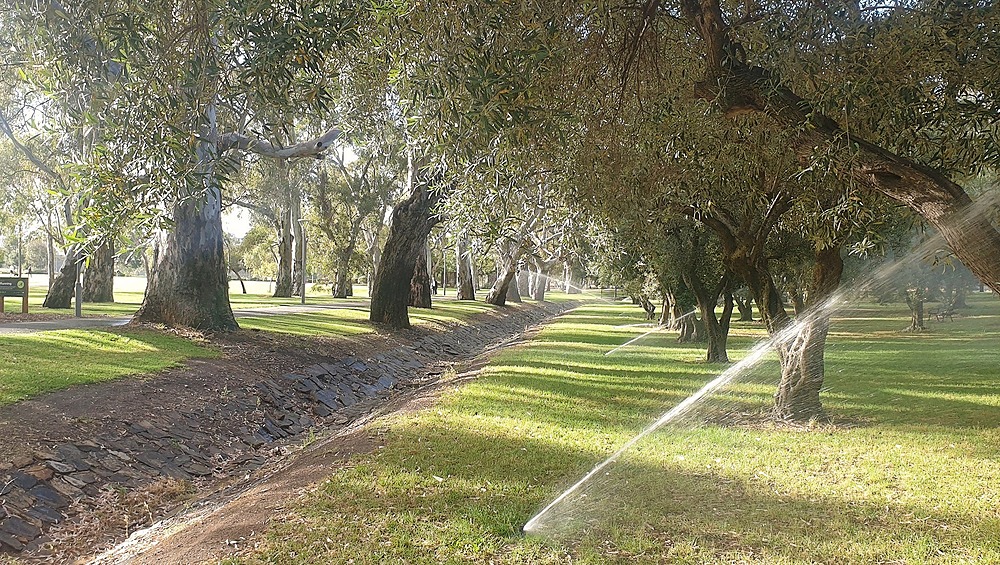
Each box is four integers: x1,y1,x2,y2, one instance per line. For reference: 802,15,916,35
523,194,1000,536
604,310,697,356
523,303,831,535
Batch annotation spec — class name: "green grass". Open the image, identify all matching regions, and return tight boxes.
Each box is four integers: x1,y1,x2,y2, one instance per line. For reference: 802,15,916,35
228,294,1000,564
1,279,578,403
237,295,564,336
0,276,370,318
0,329,218,405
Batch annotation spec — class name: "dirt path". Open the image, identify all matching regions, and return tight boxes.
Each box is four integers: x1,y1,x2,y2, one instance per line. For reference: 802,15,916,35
0,300,573,564
91,334,524,565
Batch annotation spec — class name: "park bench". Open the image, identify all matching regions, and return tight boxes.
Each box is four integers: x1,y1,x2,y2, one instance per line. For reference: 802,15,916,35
929,305,957,322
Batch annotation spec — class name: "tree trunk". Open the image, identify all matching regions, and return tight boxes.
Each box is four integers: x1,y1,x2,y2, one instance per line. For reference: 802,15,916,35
134,186,237,330
82,242,115,303
369,170,443,328
672,297,697,342
42,246,80,309
290,181,304,297
516,268,529,298
531,271,546,301
230,266,247,294
953,286,967,308
332,258,351,298
456,235,475,300
905,293,926,332
409,240,432,308
332,220,361,299
789,287,805,316
485,261,517,306
684,270,733,363
658,290,673,326
273,206,293,297
772,246,844,421
563,260,582,294
505,269,523,303
46,231,55,290
734,294,754,321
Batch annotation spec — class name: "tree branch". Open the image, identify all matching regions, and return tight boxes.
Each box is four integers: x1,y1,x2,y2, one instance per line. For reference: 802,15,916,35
0,109,64,185
217,127,341,159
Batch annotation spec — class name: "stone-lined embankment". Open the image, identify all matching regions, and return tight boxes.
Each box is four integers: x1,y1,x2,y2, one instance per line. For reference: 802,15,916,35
0,300,571,558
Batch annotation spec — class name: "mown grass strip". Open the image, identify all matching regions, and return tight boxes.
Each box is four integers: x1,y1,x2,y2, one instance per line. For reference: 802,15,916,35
229,296,1000,564
0,329,218,405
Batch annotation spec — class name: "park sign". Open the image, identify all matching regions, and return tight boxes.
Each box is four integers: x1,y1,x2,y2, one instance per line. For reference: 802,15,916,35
0,277,27,297
0,277,29,314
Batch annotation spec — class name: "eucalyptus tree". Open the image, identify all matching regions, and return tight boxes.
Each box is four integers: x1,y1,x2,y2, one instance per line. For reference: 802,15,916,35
6,0,350,329
312,145,400,298
364,1,576,328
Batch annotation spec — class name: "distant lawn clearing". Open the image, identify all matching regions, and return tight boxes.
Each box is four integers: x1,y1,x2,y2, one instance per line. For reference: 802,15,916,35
230,295,1000,564
0,329,217,405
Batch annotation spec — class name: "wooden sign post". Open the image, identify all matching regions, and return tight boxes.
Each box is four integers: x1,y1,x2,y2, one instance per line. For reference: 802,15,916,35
0,277,29,314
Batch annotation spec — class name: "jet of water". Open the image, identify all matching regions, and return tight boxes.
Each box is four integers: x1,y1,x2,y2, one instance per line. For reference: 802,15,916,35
523,193,1000,537
604,309,698,356
523,305,826,534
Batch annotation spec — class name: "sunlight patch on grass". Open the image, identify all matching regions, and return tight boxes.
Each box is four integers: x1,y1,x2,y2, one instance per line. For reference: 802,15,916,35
0,329,216,405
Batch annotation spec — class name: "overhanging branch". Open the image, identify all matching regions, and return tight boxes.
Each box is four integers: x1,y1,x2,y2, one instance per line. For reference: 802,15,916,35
217,127,341,159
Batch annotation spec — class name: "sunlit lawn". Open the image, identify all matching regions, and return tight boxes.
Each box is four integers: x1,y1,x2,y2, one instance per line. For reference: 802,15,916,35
0,329,218,405
1,280,582,403
1,276,371,318
228,294,1000,564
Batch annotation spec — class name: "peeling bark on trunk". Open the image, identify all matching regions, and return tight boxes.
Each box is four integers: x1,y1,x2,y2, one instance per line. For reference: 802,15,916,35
773,247,844,421
409,240,432,308
456,235,475,300
134,187,237,330
369,177,443,329
273,208,293,298
82,243,115,303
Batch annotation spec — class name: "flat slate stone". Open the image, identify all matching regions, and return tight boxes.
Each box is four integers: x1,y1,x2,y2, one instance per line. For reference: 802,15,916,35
0,530,24,551
45,460,76,474
49,478,83,499
1,516,41,540
28,485,67,508
185,463,212,477
135,451,168,469
24,505,62,525
9,472,37,491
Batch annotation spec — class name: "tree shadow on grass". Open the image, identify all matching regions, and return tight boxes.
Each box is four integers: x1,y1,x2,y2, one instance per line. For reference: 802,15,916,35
282,422,1000,564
